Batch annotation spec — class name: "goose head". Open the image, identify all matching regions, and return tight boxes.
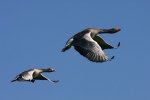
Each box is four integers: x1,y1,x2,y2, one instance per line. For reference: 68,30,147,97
44,68,56,72
100,28,121,34
86,28,121,38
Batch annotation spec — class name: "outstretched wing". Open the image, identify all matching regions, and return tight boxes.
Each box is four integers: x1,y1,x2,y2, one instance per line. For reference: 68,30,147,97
93,36,116,50
34,73,59,83
74,32,109,62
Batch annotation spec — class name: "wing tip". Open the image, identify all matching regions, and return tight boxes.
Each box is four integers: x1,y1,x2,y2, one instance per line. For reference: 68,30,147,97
113,42,120,49
52,80,59,83
111,56,115,60
117,42,120,47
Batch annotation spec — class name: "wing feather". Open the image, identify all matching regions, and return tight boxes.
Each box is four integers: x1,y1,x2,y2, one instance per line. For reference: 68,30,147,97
93,36,120,50
74,32,109,62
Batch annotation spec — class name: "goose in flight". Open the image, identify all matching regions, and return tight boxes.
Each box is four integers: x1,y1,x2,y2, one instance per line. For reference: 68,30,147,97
11,68,59,83
62,28,121,62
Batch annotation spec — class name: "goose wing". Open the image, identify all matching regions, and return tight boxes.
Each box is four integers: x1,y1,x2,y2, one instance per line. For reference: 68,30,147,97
93,36,120,50
74,32,109,62
34,73,59,83
11,70,34,82
21,70,35,81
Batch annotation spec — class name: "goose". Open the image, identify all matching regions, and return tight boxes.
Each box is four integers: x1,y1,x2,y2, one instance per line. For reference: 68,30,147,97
11,68,59,83
62,28,121,62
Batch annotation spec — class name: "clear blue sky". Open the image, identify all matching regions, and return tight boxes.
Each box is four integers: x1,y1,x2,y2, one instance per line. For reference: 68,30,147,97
0,0,150,100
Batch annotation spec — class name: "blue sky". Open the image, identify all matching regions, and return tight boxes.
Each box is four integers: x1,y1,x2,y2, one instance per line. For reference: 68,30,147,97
0,0,150,100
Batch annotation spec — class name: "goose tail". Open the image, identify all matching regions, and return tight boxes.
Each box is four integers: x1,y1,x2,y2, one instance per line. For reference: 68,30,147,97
11,79,16,82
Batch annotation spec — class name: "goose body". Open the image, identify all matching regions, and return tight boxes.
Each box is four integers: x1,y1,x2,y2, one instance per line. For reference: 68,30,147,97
62,28,121,62
11,68,59,83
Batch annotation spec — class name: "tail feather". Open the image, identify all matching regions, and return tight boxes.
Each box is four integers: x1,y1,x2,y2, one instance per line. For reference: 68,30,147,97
62,47,69,52
11,79,16,82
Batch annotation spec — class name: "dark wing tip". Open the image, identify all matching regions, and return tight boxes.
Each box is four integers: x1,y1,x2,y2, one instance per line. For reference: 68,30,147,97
108,56,115,61
117,42,120,47
111,56,115,60
52,80,59,83
113,42,120,49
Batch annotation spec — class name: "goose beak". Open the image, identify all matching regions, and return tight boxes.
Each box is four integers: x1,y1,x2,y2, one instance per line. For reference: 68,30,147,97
51,68,56,72
113,28,121,32
47,68,56,72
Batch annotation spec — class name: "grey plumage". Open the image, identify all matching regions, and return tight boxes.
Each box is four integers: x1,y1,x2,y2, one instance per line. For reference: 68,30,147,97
62,28,121,62
11,68,59,83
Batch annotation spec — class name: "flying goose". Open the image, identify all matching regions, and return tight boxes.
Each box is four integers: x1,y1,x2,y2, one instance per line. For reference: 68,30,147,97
11,68,59,83
62,28,121,62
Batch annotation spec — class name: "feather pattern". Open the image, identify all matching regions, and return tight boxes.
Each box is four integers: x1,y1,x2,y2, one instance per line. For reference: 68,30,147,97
62,28,121,62
73,32,109,62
